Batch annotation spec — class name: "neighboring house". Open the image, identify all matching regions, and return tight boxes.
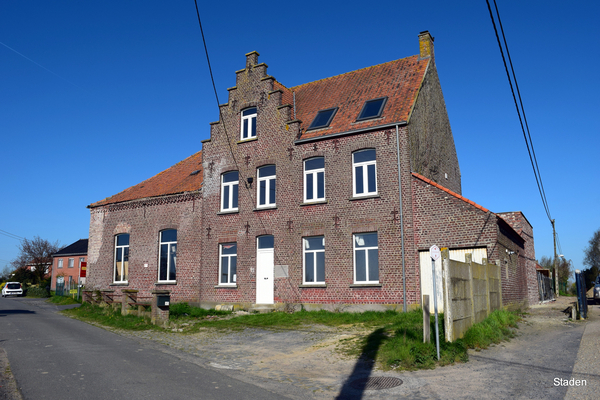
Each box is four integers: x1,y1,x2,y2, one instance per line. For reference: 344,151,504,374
86,31,538,310
50,239,88,291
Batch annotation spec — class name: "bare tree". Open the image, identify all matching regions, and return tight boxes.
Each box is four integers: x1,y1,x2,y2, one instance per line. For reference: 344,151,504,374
583,228,600,290
11,236,62,284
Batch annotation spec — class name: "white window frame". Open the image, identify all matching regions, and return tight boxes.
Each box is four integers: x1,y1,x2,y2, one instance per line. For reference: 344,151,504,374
257,165,276,208
68,258,74,268
221,171,239,212
352,149,377,197
219,243,237,286
57,259,63,269
303,157,325,203
353,232,379,284
79,257,85,267
158,229,177,283
303,236,325,284
114,234,129,283
240,107,257,140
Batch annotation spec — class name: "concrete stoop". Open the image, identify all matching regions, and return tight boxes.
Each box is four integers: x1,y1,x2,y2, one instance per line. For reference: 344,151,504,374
249,304,276,313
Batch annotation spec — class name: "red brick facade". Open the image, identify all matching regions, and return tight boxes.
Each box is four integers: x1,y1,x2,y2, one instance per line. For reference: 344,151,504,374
85,32,538,310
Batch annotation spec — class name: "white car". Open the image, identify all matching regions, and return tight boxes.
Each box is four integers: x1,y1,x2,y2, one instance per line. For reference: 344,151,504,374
2,282,23,297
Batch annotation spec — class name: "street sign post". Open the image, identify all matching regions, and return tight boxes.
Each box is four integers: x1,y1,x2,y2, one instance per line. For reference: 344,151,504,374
430,245,441,361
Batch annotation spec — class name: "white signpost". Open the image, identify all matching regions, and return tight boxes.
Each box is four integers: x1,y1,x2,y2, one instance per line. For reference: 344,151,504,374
430,245,441,361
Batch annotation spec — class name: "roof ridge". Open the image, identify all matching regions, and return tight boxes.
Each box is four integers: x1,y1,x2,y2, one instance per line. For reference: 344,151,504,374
412,172,489,213
290,54,418,91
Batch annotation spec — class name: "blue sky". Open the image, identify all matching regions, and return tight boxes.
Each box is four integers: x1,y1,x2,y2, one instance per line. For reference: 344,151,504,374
1,1,598,275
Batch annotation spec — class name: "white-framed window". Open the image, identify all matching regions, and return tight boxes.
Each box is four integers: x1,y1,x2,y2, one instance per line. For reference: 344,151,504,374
241,107,257,140
68,258,74,268
219,243,237,285
79,257,85,267
303,236,325,284
304,157,325,202
221,171,239,212
352,149,377,197
114,234,130,283
353,232,379,283
57,259,63,269
257,165,276,208
158,229,177,282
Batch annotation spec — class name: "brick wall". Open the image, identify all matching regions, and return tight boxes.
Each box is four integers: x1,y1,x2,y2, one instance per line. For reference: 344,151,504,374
87,192,202,304
50,255,87,290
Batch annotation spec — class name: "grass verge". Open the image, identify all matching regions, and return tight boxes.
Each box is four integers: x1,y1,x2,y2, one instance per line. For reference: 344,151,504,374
65,302,521,371
48,294,82,305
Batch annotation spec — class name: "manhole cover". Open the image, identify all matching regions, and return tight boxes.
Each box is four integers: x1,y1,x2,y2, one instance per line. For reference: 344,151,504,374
350,377,403,390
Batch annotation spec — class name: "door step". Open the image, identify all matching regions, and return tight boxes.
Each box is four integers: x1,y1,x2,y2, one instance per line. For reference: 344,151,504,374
249,304,275,313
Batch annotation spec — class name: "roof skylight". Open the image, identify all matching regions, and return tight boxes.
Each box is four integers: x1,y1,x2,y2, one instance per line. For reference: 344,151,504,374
357,97,387,121
308,107,338,130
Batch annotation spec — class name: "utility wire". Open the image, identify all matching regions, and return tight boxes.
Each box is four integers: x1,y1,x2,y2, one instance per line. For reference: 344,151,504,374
0,229,24,240
193,1,302,303
485,0,552,222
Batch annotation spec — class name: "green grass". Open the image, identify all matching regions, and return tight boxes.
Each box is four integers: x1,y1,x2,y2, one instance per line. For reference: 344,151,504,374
48,294,82,305
65,301,522,371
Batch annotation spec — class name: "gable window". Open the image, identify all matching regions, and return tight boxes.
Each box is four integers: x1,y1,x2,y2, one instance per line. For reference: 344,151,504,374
304,157,325,202
57,259,63,269
219,243,237,285
352,149,377,197
357,97,387,121
354,232,379,283
303,236,325,284
158,229,177,282
68,258,74,268
241,107,257,140
308,107,338,130
257,165,276,208
114,234,130,283
221,171,239,212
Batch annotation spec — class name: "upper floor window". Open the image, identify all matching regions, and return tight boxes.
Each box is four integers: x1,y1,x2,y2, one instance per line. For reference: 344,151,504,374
158,229,177,282
68,258,74,268
353,232,379,284
241,107,257,140
221,171,239,212
352,149,377,197
219,243,237,285
303,236,325,284
257,165,276,208
308,107,338,130
114,234,130,283
357,97,387,121
57,259,63,269
304,157,325,202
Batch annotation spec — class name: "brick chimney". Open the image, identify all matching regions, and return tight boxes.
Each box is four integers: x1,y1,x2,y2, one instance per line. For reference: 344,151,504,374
418,31,434,60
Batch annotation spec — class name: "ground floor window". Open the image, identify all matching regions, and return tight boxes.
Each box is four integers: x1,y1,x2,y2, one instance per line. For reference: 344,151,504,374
303,236,325,284
219,243,237,285
353,232,379,283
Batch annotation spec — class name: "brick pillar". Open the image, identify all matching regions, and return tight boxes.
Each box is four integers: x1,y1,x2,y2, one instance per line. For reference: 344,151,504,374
151,289,170,327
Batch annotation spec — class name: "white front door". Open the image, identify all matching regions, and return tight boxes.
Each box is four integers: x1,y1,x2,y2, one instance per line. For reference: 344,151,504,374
256,236,274,304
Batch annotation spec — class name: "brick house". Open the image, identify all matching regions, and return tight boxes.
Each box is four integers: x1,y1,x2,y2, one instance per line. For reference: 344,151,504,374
50,239,88,291
86,152,203,304
85,31,537,310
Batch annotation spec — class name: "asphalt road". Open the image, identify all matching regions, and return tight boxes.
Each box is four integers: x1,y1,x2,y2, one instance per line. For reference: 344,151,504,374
0,297,288,400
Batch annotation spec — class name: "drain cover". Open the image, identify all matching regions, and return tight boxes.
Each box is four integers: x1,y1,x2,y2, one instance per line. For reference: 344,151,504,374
350,377,403,390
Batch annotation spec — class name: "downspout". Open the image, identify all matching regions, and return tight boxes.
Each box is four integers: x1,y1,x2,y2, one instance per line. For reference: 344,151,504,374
396,124,407,312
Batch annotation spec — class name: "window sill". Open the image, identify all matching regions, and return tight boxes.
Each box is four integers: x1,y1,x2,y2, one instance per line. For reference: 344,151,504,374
299,284,327,288
155,281,177,285
349,283,382,288
301,200,328,206
237,137,257,144
110,283,129,287
349,194,380,201
254,206,277,212
218,210,239,215
214,285,238,289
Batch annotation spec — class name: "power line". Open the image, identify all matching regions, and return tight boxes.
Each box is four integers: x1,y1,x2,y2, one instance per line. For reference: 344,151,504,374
485,0,552,223
0,229,24,240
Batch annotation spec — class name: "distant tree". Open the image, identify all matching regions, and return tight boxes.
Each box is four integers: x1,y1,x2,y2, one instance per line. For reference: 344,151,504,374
1,265,14,282
10,236,62,284
11,266,35,286
583,228,600,290
539,255,572,293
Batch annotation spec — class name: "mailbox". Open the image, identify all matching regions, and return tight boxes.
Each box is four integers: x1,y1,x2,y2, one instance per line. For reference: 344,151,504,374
157,295,170,307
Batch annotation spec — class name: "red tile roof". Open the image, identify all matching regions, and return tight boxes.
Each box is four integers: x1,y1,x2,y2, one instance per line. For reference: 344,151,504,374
412,172,489,213
287,55,429,140
89,151,203,208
